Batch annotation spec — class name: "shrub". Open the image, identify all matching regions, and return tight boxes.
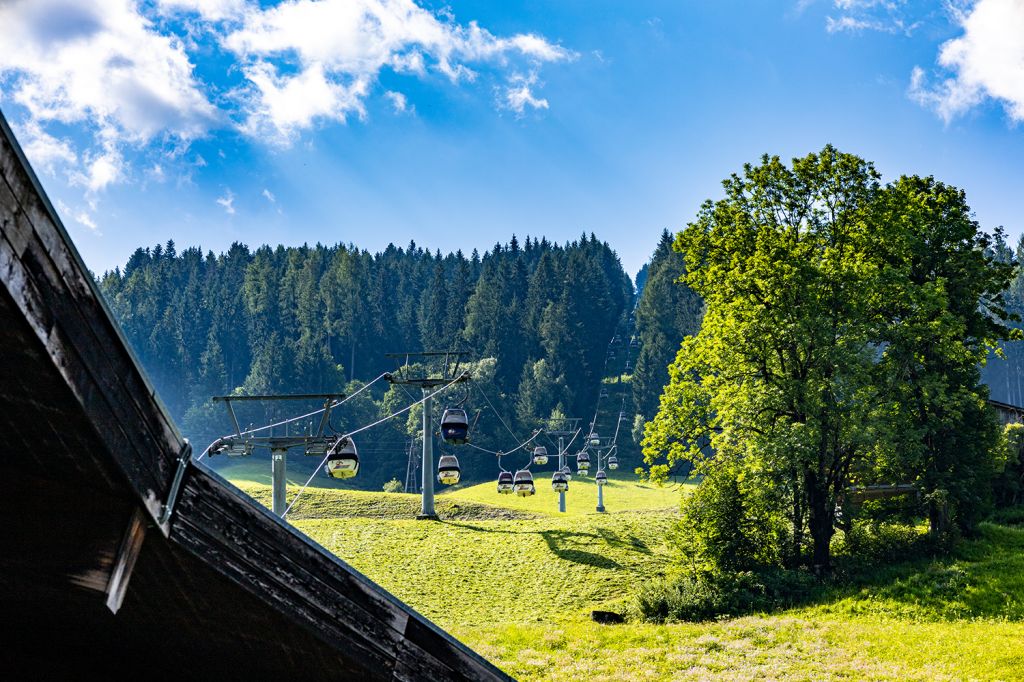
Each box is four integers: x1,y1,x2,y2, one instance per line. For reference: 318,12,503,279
382,478,404,493
630,568,819,623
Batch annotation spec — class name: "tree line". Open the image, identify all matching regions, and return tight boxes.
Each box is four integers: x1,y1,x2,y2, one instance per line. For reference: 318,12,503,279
98,234,633,488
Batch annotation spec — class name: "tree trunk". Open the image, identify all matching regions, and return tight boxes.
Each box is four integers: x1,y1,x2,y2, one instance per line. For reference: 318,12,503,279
789,470,803,568
805,468,833,574
928,490,950,538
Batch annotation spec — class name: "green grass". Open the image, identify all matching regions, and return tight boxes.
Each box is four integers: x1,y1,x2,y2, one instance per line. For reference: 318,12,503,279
445,475,685,517
228,475,1024,681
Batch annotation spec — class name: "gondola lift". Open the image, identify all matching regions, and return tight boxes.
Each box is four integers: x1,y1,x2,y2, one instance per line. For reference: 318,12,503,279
560,464,573,482
589,432,600,447
532,446,548,466
324,436,359,479
607,454,619,470
437,454,461,485
595,469,608,486
513,469,536,497
440,407,470,444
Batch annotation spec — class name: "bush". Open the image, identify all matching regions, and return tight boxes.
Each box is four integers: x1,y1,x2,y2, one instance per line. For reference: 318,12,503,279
382,478,404,493
832,521,933,567
630,568,819,623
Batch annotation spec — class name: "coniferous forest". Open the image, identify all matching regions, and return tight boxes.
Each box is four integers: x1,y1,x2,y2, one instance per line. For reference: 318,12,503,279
98,234,637,488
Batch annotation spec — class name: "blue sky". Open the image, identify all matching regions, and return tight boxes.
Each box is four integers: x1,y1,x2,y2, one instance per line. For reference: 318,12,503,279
1,0,1022,279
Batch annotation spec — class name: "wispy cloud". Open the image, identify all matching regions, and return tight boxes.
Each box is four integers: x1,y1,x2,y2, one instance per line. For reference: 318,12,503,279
216,189,236,214
502,72,550,117
262,188,275,203
384,90,410,114
910,0,1024,124
823,0,922,36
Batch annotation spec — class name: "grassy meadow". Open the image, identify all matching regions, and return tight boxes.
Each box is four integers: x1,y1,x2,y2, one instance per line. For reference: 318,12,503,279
231,475,1024,681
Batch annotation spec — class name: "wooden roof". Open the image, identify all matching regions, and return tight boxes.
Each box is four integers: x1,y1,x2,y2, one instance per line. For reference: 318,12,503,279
0,109,510,681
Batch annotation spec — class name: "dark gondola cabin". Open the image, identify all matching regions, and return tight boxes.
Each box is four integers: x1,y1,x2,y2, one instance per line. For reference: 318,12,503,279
533,446,548,466
324,437,359,479
595,469,608,486
560,464,573,482
551,471,569,492
576,451,591,474
437,454,461,485
497,470,515,494
589,432,600,447
513,469,536,497
607,455,619,470
440,408,470,444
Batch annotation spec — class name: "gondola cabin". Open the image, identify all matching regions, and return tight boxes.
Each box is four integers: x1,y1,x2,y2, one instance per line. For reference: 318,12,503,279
513,470,536,497
533,446,548,466
497,471,515,494
440,408,470,444
437,454,461,485
576,451,591,474
607,455,619,470
551,471,569,492
595,470,608,486
324,437,359,479
589,432,600,447
560,464,573,482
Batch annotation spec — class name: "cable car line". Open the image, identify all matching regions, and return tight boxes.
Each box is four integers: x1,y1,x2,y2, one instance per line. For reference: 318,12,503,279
196,372,390,462
282,372,466,518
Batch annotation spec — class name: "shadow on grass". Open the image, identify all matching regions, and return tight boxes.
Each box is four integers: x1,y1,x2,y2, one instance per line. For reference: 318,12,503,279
540,530,623,569
595,527,652,555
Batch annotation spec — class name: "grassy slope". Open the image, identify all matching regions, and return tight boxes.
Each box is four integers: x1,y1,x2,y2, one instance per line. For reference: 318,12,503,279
231,478,1024,681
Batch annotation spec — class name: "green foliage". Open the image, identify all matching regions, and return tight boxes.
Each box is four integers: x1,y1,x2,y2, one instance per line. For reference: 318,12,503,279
631,569,818,623
641,146,1015,573
994,422,1024,507
382,478,404,493
632,229,703,426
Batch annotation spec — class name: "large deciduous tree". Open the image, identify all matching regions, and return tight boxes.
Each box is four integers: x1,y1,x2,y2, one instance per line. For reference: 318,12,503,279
643,146,1015,573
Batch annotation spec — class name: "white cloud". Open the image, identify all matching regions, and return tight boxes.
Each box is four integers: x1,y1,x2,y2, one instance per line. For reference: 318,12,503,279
15,121,77,174
222,0,573,141
384,90,409,113
71,149,126,193
262,188,275,203
56,199,101,234
502,72,549,116
216,189,236,214
238,61,369,139
0,0,217,142
910,0,1024,123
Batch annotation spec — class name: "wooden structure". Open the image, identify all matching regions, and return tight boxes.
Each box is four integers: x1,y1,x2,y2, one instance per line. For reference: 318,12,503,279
0,109,510,680
988,399,1024,426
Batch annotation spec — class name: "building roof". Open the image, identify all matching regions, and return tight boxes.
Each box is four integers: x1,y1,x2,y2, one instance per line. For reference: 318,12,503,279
0,108,510,681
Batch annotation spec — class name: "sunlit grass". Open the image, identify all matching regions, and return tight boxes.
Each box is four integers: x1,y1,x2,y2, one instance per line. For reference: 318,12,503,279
228,475,1024,681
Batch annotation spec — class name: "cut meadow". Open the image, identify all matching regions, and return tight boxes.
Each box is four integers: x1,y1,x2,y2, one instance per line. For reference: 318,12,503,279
227,472,1024,681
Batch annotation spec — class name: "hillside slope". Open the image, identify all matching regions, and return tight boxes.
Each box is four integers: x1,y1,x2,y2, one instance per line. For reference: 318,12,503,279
233,479,1024,681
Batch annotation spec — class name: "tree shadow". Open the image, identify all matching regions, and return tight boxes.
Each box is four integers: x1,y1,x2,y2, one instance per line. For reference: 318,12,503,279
540,530,623,569
595,527,652,555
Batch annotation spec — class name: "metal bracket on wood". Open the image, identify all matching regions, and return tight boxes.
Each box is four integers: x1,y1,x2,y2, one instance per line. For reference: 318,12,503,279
158,439,192,534
106,507,147,614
